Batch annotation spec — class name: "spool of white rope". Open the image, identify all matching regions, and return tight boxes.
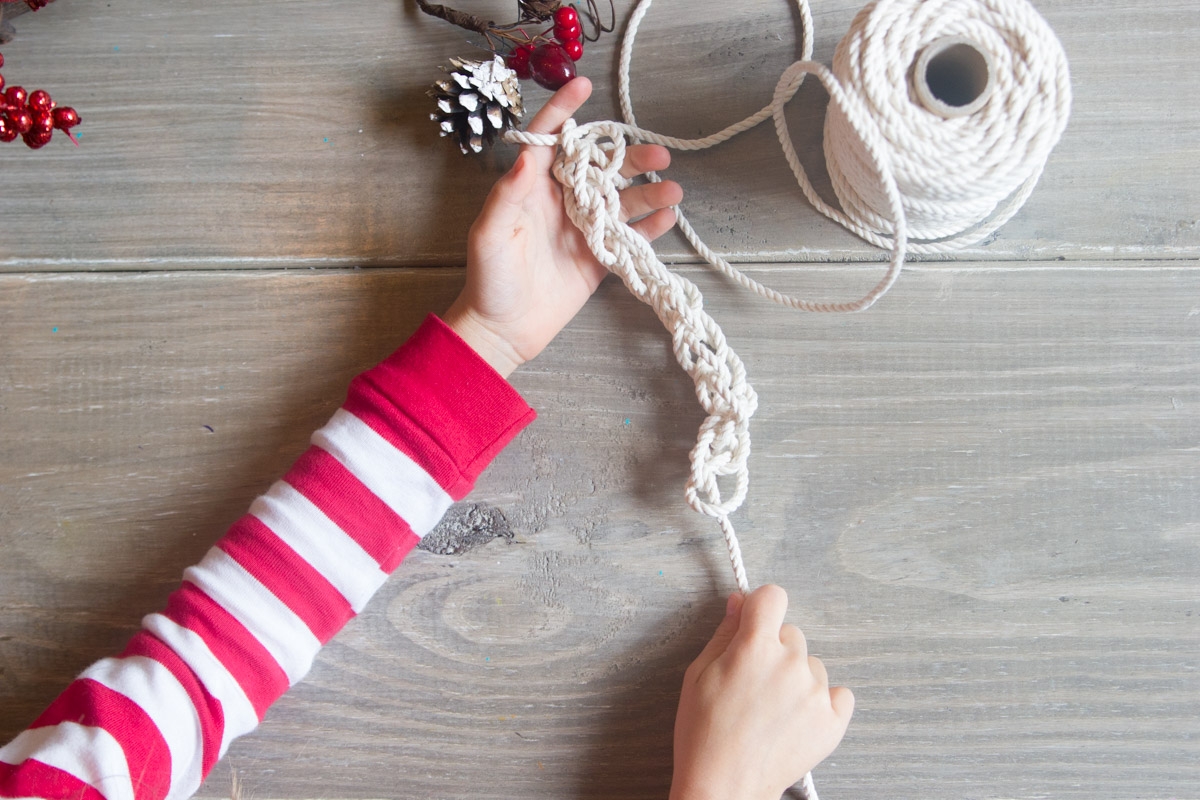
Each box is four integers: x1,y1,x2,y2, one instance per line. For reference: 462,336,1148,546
808,0,1073,251
615,0,1073,307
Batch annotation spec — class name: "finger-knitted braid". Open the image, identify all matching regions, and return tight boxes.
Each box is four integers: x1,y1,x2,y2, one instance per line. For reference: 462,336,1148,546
537,119,757,593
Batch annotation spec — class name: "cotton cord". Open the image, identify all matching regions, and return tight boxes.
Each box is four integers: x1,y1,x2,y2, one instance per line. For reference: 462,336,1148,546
510,0,1070,579
508,6,1067,797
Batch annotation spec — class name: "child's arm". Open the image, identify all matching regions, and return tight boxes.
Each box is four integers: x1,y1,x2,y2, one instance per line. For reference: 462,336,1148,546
0,316,536,800
0,79,679,800
670,585,855,800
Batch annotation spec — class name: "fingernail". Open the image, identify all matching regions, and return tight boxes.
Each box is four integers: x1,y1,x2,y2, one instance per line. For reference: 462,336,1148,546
725,593,742,617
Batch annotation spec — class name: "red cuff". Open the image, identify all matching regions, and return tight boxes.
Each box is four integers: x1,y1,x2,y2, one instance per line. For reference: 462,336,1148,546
342,314,537,500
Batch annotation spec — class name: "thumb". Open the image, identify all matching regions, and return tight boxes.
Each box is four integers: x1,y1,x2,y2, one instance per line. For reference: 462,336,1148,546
689,593,745,675
830,685,855,728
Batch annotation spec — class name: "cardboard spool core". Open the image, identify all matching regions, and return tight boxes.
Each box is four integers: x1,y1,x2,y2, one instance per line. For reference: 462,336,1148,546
913,37,995,118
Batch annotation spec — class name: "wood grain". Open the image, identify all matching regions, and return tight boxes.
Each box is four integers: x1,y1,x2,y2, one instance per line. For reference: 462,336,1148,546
0,0,1197,270
1,265,1196,798
1,0,1197,797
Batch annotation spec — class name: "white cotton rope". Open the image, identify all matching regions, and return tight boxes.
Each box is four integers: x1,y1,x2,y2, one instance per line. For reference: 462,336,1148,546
507,5,1068,796
507,0,1070,585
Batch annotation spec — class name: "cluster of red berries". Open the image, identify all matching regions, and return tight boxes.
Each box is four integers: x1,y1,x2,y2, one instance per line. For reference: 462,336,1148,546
0,53,80,148
505,5,586,91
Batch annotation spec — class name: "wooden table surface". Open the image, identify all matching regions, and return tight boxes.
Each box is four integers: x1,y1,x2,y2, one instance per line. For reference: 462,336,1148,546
1,1,1197,798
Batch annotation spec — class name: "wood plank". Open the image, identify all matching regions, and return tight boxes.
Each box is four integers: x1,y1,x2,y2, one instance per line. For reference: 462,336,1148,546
0,0,1197,270
1,264,1196,798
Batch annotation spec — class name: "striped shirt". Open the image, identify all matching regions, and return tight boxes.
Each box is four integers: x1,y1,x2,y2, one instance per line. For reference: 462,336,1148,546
0,315,536,800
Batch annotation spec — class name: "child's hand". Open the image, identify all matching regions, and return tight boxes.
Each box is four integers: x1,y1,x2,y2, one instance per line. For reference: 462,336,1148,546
670,585,855,800
444,77,683,377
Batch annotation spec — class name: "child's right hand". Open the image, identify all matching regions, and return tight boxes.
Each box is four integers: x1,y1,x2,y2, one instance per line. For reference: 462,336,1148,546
670,585,855,800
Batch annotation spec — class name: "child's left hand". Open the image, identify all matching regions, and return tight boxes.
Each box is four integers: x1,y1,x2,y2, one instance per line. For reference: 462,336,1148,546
444,77,683,377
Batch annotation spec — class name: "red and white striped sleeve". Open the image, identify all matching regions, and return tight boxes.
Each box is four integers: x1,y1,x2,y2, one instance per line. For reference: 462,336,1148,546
0,314,537,800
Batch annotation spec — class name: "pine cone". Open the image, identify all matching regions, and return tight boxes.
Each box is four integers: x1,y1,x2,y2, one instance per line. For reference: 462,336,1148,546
429,56,523,155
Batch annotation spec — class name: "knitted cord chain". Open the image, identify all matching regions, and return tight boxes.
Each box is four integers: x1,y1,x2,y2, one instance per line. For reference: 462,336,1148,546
520,120,759,592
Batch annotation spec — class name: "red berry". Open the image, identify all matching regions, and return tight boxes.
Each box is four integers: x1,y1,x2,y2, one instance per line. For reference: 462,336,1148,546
0,117,16,143
553,6,579,26
7,107,33,134
529,43,576,90
28,89,53,112
0,53,5,69
31,108,53,134
563,39,584,60
554,19,583,42
23,127,52,149
5,86,28,108
0,74,6,94
53,106,80,130
506,44,534,80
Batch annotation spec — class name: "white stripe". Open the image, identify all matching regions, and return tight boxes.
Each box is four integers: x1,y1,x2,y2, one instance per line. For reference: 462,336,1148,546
0,722,135,800
142,613,258,759
311,408,453,537
80,656,202,800
249,481,389,612
183,547,320,687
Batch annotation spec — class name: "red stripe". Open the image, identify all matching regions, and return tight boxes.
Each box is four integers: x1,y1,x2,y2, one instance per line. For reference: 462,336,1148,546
343,315,537,501
216,514,354,642
284,447,420,572
162,583,287,720
27,678,171,800
120,631,223,781
0,759,108,800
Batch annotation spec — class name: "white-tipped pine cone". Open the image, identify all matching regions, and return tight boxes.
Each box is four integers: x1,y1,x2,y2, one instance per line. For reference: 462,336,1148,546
429,56,523,154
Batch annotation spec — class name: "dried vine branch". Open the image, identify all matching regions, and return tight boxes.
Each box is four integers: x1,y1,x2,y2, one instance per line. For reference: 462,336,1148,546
414,0,614,61
577,0,615,42
416,0,564,52
517,0,559,22
413,0,493,36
